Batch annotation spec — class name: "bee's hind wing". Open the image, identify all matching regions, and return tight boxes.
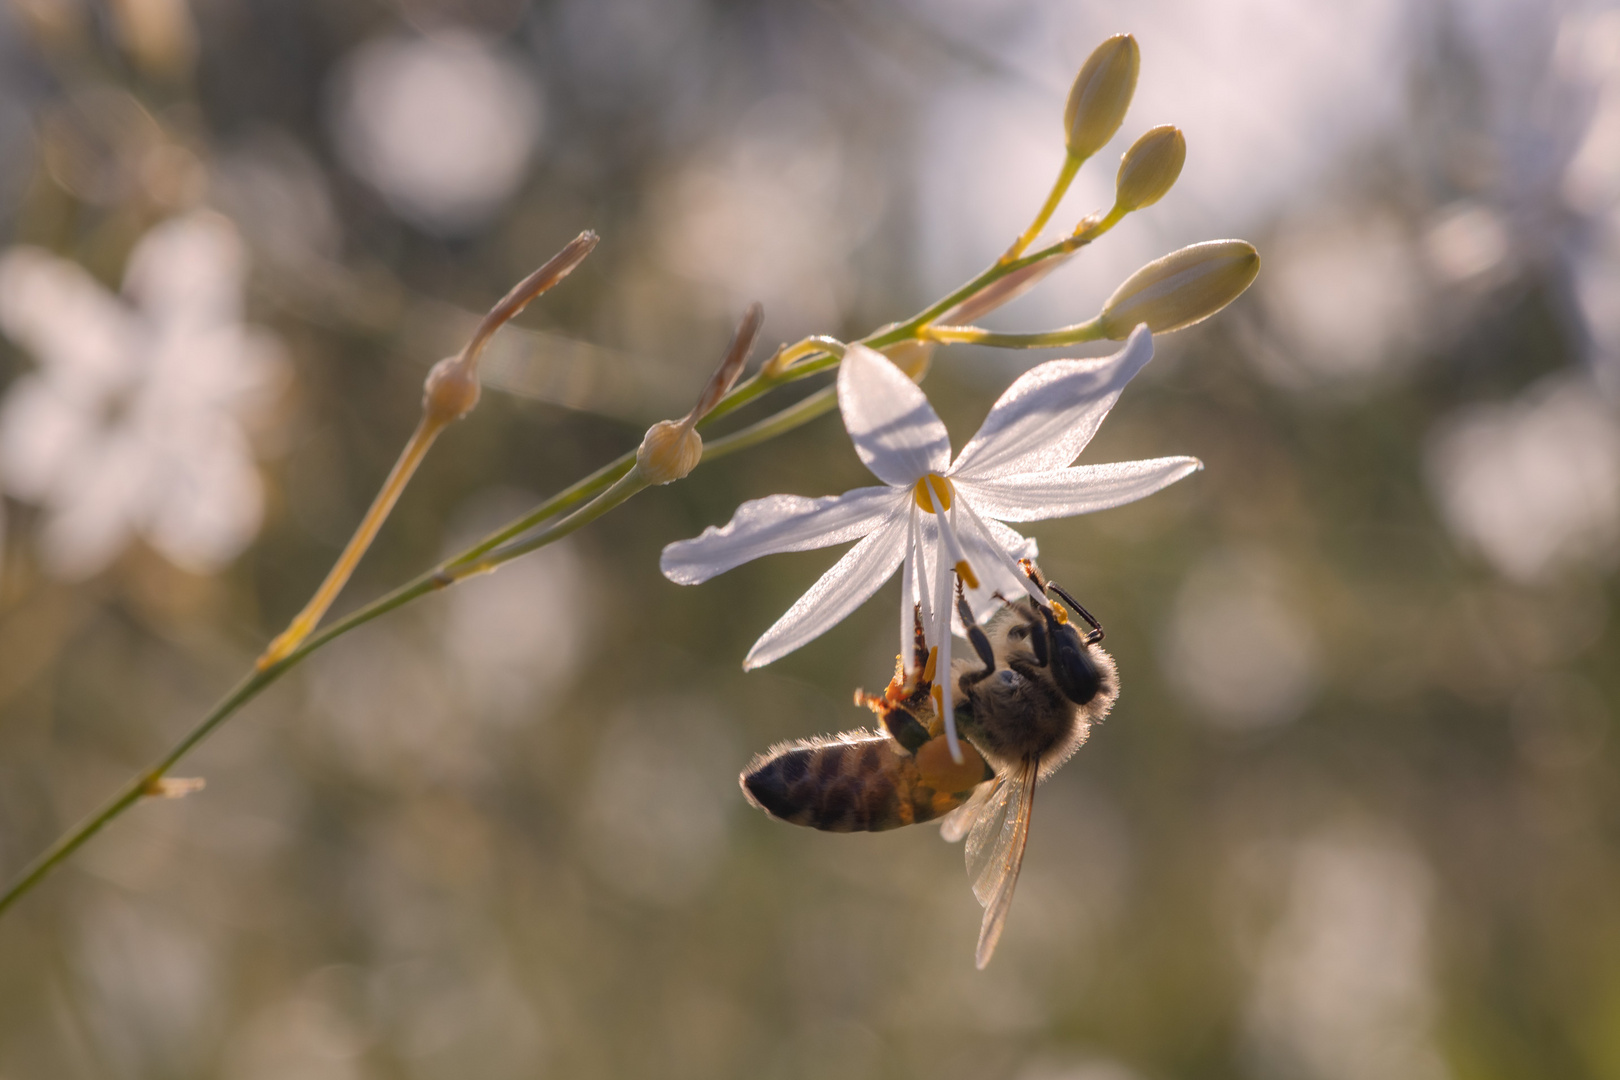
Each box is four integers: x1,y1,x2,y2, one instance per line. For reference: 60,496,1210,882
939,777,998,843
963,758,1038,969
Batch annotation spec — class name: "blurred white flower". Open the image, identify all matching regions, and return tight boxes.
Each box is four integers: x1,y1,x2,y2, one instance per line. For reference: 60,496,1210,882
329,32,542,235
1426,376,1620,582
0,211,285,578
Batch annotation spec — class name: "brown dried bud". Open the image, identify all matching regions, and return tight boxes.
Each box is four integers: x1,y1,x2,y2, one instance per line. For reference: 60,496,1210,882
422,353,482,425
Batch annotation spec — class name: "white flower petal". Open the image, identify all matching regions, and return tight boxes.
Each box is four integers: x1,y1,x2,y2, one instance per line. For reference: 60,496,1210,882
742,511,910,669
0,247,138,397
124,211,247,326
144,422,265,573
958,456,1202,522
918,515,1038,636
950,324,1154,481
39,431,150,579
661,486,902,585
837,341,951,486
0,376,95,501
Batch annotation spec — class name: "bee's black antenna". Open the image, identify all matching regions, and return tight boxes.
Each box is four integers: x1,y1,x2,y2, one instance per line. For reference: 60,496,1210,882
1046,582,1104,644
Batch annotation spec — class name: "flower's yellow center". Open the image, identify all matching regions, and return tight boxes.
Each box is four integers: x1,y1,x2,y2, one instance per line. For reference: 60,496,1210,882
912,473,954,513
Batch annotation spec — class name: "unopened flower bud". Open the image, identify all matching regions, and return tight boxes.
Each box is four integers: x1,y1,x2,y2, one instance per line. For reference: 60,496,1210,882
423,353,482,425
1097,239,1260,338
1114,125,1185,212
1064,34,1140,160
636,419,703,484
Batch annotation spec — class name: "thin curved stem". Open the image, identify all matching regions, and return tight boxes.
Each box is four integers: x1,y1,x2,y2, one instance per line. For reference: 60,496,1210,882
258,416,445,667
1002,152,1082,262
924,316,1108,349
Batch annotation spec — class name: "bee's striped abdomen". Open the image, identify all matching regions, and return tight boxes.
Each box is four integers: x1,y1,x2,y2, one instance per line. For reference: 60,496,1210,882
740,729,976,832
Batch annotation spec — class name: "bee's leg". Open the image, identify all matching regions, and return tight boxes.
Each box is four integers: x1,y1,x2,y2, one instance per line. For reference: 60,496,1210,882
1046,581,1105,645
1023,607,1049,667
1018,558,1048,591
955,582,999,694
910,604,931,677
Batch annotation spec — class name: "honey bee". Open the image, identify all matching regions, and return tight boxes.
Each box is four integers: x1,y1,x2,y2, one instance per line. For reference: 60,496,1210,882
741,562,1118,968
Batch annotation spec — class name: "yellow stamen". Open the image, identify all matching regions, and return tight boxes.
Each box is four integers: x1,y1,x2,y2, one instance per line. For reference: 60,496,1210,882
922,646,938,684
911,474,954,513
955,560,979,590
930,684,944,719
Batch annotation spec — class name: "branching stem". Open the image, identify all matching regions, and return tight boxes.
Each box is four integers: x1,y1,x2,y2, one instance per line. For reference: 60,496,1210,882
0,212,1115,917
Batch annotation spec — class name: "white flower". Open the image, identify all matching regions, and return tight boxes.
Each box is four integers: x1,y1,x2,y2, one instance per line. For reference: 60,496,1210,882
0,211,285,579
661,324,1200,754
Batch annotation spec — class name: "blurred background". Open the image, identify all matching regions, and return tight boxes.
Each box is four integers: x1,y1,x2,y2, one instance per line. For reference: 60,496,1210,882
0,0,1617,1077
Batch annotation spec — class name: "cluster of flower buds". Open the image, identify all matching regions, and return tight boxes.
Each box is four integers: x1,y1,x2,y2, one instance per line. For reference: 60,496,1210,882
946,33,1258,350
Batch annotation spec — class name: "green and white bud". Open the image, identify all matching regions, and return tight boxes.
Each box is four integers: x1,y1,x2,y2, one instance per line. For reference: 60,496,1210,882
1114,125,1185,212
1064,34,1140,160
1097,239,1260,338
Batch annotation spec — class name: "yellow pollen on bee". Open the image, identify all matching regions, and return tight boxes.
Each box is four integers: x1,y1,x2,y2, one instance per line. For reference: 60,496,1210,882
955,560,979,590
1051,601,1070,625
922,646,938,683
916,735,988,794
912,474,954,513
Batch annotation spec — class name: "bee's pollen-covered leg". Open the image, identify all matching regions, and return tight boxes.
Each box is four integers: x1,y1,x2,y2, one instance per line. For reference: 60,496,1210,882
1046,581,1106,644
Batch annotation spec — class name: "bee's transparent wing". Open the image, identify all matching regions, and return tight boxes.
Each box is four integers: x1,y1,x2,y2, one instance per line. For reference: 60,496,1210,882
963,758,1038,969
939,779,998,843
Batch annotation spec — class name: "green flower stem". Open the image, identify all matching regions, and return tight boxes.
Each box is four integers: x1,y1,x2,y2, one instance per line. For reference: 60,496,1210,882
448,470,651,578
876,217,1119,341
0,202,1135,918
703,383,838,462
0,469,652,917
925,316,1108,349
1002,151,1083,262
444,453,636,570
0,667,276,917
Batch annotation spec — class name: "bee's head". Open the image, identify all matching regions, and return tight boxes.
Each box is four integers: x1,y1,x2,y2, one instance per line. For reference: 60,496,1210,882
1000,595,1105,706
